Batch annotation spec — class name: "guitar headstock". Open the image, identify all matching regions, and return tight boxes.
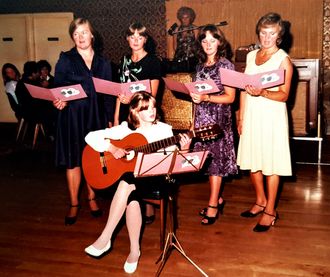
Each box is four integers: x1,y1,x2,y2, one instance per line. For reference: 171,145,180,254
194,124,222,141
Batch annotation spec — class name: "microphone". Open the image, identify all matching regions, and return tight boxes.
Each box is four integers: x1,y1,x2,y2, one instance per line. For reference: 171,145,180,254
216,21,228,27
168,23,178,36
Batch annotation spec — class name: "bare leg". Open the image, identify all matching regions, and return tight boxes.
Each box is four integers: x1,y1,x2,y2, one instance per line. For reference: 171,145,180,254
145,203,155,217
202,175,222,223
66,167,81,217
91,180,135,249
125,200,142,263
258,174,280,225
248,171,267,214
86,183,100,212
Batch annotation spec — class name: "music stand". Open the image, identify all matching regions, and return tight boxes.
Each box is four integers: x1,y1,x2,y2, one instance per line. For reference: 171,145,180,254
134,150,209,277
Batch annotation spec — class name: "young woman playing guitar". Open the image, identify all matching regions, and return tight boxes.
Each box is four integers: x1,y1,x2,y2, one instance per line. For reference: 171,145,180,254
84,91,191,274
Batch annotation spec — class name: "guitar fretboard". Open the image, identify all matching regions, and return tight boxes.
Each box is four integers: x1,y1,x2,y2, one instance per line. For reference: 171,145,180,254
134,131,194,154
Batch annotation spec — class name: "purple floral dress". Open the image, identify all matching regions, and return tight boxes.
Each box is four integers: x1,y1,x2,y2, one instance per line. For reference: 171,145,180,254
193,58,237,176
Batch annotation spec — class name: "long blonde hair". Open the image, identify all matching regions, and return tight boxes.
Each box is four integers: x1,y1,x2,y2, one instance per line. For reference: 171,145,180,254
128,91,158,128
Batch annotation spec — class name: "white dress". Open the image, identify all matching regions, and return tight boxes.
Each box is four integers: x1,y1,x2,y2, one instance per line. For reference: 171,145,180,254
237,49,292,176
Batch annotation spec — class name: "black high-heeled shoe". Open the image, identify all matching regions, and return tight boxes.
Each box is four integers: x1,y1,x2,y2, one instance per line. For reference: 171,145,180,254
218,200,226,214
201,205,219,225
145,215,155,225
253,211,279,232
199,200,226,216
240,203,266,218
88,198,103,218
65,204,81,225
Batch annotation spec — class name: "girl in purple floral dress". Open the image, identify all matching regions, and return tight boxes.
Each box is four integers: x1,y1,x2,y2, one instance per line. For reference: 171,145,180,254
190,24,237,225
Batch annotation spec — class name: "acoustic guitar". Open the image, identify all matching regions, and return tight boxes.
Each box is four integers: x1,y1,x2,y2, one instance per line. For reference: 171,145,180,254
82,124,221,189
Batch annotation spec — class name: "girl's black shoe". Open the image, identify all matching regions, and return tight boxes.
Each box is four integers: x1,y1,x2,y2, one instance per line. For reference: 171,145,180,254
88,198,103,218
201,205,219,225
64,204,80,226
145,215,155,224
253,211,279,232
199,200,226,216
240,203,265,218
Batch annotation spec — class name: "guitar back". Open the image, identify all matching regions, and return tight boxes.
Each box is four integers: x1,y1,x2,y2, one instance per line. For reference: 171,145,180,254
82,133,148,189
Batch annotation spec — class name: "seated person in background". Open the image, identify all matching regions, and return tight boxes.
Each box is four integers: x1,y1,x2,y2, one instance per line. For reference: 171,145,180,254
84,91,191,274
37,59,54,88
2,63,21,119
15,61,42,121
37,59,57,136
172,6,198,72
15,61,56,138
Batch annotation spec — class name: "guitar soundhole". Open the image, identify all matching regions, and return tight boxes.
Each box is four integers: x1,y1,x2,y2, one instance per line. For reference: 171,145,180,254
126,150,135,161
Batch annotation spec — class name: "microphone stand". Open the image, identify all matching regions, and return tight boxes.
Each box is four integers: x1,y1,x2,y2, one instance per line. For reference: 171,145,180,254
171,21,228,35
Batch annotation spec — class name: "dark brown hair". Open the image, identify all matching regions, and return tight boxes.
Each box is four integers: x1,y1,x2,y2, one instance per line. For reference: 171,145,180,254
126,22,148,39
256,13,285,45
197,24,228,63
37,60,52,72
125,22,157,54
2,63,21,85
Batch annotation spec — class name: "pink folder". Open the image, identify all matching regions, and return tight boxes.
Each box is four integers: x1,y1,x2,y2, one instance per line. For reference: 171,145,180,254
219,68,285,89
93,77,151,98
163,78,219,95
133,150,209,177
24,83,87,101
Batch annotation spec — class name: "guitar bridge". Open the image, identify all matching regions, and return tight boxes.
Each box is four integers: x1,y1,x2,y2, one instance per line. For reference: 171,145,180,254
99,152,108,174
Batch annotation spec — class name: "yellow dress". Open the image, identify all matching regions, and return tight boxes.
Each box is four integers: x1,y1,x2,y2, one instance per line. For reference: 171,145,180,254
237,49,292,176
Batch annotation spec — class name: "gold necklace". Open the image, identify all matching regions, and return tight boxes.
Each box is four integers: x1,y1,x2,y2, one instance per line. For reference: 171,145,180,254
206,60,215,66
259,48,278,56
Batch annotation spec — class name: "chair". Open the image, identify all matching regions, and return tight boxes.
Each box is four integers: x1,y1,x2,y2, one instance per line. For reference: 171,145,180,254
143,178,178,250
16,117,45,149
6,93,22,120
7,93,46,149
143,190,168,250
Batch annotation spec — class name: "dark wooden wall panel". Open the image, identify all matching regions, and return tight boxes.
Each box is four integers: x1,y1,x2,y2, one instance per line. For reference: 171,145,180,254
166,0,323,60
0,0,167,64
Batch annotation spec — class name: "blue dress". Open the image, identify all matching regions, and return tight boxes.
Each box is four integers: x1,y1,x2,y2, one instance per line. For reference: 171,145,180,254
54,47,116,168
193,58,237,176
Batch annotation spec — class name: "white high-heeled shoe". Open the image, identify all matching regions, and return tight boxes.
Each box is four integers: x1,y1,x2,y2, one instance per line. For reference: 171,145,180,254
123,251,140,274
84,240,111,258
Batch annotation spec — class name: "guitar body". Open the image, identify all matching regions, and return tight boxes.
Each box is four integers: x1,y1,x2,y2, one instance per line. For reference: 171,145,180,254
82,133,148,189
82,123,221,190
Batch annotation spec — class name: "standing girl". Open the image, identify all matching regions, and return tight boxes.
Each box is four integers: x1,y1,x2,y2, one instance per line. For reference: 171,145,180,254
53,18,116,225
190,24,237,225
237,13,293,232
114,22,161,125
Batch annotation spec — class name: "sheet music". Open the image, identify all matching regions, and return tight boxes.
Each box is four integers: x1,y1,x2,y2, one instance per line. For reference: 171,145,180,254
25,83,87,101
93,77,151,98
134,150,209,177
219,68,285,89
163,78,219,95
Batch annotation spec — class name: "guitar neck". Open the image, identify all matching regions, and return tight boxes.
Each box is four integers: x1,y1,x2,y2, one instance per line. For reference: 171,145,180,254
134,130,194,154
